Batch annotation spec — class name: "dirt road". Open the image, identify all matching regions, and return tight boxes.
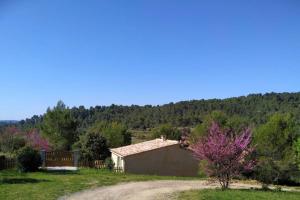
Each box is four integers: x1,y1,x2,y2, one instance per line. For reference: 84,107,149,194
61,180,267,200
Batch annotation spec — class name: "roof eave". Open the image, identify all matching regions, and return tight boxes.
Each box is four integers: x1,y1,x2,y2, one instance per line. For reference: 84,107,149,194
110,149,125,158
110,142,179,158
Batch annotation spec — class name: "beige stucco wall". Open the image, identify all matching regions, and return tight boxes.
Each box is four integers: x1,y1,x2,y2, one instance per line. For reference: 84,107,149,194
123,144,199,177
111,152,124,169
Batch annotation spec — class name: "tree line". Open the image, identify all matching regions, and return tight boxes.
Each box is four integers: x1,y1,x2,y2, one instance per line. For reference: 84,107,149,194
19,92,300,131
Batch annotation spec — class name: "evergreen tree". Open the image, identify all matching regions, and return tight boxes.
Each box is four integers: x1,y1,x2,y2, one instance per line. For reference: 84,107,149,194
41,101,78,150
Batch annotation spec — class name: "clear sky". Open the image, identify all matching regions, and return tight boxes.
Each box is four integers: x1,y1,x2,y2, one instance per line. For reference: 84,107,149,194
0,0,299,120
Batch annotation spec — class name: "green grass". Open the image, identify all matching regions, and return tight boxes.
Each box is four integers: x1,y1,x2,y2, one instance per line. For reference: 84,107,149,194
178,189,300,200
0,168,194,200
2,169,299,200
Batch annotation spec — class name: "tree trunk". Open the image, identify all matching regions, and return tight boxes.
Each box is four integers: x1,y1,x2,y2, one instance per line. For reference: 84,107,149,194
219,173,230,190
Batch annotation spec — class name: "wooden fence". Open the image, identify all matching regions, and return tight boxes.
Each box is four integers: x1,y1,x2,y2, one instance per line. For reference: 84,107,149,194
78,159,123,172
44,151,74,167
114,167,123,173
0,152,123,173
78,160,106,168
0,157,16,170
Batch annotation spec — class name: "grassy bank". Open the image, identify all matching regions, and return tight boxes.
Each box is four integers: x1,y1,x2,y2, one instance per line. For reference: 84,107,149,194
178,189,300,200
0,168,194,200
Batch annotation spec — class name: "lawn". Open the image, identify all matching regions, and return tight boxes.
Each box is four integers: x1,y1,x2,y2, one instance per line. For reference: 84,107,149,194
1,169,299,200
178,189,300,200
0,168,194,200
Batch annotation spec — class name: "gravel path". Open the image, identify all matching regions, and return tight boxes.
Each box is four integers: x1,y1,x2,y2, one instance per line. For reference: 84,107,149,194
61,180,269,200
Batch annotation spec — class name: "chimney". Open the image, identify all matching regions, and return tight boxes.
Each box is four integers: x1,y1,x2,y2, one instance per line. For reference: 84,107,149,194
160,135,166,141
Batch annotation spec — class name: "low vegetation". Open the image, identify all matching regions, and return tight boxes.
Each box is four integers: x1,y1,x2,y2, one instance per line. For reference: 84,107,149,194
16,146,42,172
0,168,195,200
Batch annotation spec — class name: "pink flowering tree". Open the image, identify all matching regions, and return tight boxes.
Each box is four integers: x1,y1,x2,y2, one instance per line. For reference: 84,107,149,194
26,129,51,151
0,127,51,152
191,122,255,189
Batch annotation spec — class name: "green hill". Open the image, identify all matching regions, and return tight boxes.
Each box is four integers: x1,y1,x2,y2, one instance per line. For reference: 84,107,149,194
19,92,300,130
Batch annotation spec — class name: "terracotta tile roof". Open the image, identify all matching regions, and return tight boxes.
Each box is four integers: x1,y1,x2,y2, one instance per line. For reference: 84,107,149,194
110,138,179,157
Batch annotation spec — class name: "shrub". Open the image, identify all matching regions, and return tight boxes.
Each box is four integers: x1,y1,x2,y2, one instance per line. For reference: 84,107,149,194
89,121,132,148
152,124,181,140
17,146,42,172
0,127,51,154
105,157,114,171
254,158,280,187
0,127,26,153
77,131,110,161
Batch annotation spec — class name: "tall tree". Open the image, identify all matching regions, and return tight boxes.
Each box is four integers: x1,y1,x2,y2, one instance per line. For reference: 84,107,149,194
89,121,131,148
295,138,300,170
41,101,78,150
190,111,249,143
254,113,300,185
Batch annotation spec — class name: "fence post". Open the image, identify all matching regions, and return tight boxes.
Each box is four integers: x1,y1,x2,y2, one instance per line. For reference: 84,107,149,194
40,149,46,168
73,150,80,167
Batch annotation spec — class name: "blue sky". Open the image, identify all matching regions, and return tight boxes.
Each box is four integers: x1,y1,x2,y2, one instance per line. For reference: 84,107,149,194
0,0,299,120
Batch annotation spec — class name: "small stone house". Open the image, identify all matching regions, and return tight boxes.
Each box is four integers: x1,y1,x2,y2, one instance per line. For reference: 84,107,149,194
110,137,199,176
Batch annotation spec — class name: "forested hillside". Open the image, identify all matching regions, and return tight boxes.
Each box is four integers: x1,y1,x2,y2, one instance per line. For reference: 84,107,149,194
0,120,18,127
19,92,300,130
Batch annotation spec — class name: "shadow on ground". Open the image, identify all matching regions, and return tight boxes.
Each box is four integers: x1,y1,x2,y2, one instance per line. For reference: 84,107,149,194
0,178,50,184
39,169,79,175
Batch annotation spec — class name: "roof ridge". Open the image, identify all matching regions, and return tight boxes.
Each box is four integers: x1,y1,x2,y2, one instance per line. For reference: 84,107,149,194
111,138,177,150
110,138,179,157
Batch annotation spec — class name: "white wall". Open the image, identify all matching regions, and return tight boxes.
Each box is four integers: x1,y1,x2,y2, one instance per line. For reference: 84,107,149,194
111,152,124,170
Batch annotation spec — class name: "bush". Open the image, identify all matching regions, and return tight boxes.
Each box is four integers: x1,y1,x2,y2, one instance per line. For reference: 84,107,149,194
89,121,132,148
105,157,114,171
76,131,110,161
0,128,26,153
152,124,181,140
17,146,42,172
254,158,279,188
